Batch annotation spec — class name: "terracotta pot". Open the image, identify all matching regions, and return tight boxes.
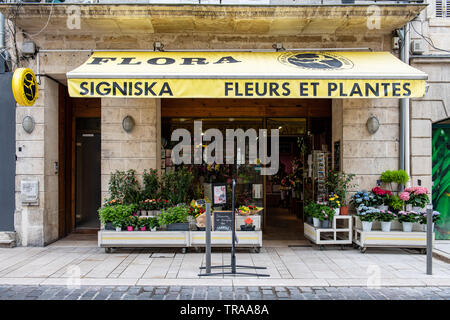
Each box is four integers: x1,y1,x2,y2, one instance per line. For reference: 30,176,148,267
340,206,349,215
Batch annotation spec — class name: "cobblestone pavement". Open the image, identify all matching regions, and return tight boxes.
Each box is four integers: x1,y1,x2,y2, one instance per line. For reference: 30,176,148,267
0,285,448,300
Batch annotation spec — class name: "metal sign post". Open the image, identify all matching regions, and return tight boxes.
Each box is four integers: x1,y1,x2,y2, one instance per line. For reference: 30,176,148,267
426,204,433,275
199,179,269,277
205,202,212,274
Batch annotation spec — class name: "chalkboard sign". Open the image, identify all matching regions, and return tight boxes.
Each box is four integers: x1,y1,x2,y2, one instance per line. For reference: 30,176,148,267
213,211,233,231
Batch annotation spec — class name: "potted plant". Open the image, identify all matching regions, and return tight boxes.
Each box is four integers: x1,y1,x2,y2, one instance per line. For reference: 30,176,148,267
351,190,376,213
325,171,356,215
137,217,148,231
397,211,418,232
148,217,159,232
356,205,379,232
112,219,123,232
417,210,440,232
317,205,334,229
158,205,190,231
304,202,316,225
388,194,404,212
240,217,256,231
98,203,137,230
142,168,160,200
328,193,341,216
371,187,392,210
380,169,409,192
125,215,137,231
403,187,430,212
376,209,396,232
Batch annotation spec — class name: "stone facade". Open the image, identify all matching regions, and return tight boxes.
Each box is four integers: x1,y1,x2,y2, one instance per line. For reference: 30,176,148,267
3,2,448,245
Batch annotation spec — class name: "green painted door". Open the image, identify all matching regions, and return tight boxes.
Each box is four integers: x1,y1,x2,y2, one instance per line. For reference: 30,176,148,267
432,123,450,240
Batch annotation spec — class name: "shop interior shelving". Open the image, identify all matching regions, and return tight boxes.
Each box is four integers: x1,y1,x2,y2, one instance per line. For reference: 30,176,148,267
304,215,352,249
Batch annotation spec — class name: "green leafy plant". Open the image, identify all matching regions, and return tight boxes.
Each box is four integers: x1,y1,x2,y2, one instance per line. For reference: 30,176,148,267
380,170,410,191
158,205,190,226
124,215,138,228
316,205,335,222
388,194,404,212
108,169,142,205
142,169,160,200
304,201,320,217
325,170,356,206
397,211,418,223
98,204,137,224
148,217,159,229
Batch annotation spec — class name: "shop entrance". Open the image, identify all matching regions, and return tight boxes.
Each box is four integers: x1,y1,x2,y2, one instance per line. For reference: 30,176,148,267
161,98,331,242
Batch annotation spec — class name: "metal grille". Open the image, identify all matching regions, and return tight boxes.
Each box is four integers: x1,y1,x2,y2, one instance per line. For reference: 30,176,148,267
436,0,450,18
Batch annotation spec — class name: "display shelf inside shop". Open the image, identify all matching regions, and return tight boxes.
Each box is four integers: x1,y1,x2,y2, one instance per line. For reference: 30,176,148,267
304,215,352,249
352,216,434,253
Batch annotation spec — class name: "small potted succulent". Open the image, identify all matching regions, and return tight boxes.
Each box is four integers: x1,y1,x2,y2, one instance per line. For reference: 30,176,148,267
240,217,255,231
397,210,419,232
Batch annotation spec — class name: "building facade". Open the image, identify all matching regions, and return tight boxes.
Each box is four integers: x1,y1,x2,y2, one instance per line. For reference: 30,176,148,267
0,0,448,246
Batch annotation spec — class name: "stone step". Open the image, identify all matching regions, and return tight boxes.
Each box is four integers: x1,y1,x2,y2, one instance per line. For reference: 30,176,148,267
0,239,16,248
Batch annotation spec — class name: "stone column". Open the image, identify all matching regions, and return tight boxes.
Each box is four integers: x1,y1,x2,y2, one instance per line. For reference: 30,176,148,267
15,77,59,246
101,98,161,202
341,98,400,193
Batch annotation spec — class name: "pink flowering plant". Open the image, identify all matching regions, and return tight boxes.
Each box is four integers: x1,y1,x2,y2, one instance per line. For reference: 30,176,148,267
403,187,430,208
397,210,419,223
417,211,441,224
376,209,396,222
371,187,393,206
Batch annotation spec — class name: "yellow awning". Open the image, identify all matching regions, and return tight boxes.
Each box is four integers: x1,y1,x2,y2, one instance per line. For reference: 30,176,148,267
67,51,427,99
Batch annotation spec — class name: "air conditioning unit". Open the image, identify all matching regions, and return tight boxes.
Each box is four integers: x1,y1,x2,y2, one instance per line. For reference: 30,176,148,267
411,39,425,55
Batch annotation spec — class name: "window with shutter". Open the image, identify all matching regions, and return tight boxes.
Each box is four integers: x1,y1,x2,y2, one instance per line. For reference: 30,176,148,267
435,0,450,18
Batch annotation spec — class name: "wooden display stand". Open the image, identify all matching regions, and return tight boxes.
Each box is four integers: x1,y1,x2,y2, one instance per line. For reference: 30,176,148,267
304,215,352,249
98,230,263,253
352,216,434,253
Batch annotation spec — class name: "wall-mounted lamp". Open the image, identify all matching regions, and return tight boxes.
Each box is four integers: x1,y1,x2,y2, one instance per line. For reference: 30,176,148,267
22,115,35,134
366,115,380,135
122,115,135,133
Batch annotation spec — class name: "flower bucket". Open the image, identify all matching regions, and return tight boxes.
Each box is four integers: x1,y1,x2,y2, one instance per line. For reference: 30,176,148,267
127,226,134,231
321,219,332,229
340,206,349,215
378,205,389,211
402,222,413,232
312,217,321,228
334,208,340,216
422,223,434,232
362,221,373,232
412,206,422,213
381,221,392,232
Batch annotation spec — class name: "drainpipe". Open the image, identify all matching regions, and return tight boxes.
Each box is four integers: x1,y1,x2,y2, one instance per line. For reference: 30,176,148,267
0,13,5,72
400,23,411,186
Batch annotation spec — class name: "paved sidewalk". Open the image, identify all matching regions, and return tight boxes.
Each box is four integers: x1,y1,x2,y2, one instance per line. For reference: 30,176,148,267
434,241,450,263
0,285,448,300
0,235,448,287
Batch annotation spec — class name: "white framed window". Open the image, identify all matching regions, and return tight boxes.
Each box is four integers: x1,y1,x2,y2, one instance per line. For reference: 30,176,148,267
435,0,450,18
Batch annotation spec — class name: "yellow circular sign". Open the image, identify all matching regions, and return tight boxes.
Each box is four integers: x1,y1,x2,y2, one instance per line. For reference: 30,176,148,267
12,68,38,106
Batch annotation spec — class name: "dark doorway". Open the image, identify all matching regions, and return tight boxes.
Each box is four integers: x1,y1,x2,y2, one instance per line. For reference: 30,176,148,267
75,118,101,230
0,72,15,231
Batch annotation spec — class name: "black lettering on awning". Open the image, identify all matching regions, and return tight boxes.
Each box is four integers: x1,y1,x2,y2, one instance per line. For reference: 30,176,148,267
88,57,117,65
214,56,241,64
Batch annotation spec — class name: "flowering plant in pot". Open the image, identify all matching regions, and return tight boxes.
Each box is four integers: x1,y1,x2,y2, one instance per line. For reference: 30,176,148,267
328,193,341,216
397,211,419,232
325,170,356,215
316,205,335,229
148,217,159,231
137,217,149,231
356,205,379,232
125,215,138,231
351,191,376,212
417,210,440,232
112,219,123,232
403,187,430,211
376,209,396,232
371,187,392,210
240,217,255,231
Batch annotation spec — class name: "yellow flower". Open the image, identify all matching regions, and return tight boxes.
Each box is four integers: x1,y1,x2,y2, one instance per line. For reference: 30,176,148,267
330,198,335,201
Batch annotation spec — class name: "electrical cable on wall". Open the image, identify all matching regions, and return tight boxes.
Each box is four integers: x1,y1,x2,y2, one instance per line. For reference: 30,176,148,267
410,20,450,54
